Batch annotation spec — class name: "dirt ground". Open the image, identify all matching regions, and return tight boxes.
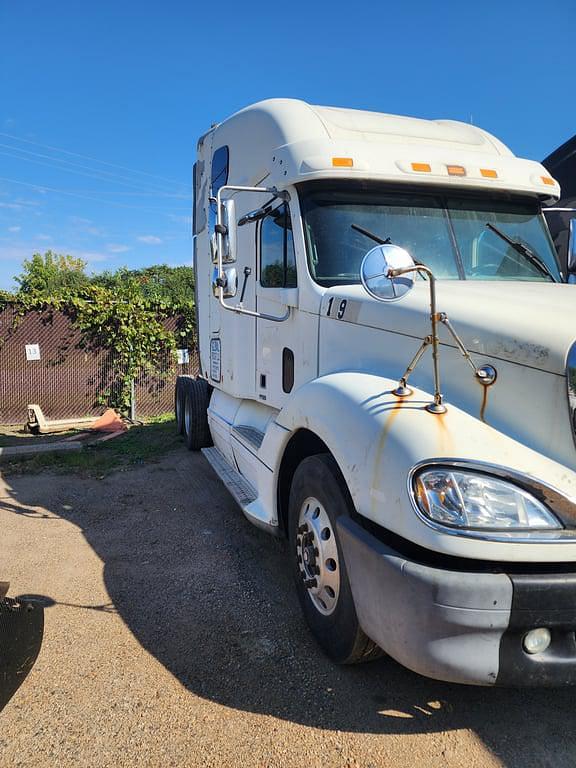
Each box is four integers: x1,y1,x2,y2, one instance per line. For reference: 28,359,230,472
0,448,575,768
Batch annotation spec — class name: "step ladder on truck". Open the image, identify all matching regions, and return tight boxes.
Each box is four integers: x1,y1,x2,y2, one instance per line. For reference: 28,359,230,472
176,98,576,686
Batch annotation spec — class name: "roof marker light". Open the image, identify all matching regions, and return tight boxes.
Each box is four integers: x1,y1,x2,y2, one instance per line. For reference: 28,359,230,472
332,157,353,167
480,168,498,178
447,165,466,177
411,163,431,173
541,176,556,186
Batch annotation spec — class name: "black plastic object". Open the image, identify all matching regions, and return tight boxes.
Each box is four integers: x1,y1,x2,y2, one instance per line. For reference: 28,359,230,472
498,572,576,686
282,347,294,393
0,596,44,711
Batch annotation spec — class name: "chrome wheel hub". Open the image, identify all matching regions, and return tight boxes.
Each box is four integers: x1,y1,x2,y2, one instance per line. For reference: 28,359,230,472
296,496,340,616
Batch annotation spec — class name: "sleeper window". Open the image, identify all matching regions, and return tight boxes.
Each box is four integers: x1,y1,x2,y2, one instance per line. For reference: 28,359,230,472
211,146,229,196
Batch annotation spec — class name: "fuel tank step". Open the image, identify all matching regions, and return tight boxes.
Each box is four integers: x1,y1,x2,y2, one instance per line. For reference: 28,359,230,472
201,446,257,508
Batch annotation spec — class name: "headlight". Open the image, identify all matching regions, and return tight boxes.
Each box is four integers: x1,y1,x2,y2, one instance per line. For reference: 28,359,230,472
413,469,562,530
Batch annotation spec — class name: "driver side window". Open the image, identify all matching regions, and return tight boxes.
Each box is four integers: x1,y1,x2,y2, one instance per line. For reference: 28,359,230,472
260,204,297,288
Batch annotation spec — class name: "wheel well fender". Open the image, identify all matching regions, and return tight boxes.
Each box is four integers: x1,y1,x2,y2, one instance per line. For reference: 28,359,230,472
277,430,328,535
273,372,576,539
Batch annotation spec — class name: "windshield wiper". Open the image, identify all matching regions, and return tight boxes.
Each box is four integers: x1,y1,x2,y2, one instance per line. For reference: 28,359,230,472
350,223,429,276
350,223,391,245
485,223,555,281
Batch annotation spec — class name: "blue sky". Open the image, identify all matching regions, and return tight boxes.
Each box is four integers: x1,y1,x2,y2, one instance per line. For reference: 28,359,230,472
0,0,574,291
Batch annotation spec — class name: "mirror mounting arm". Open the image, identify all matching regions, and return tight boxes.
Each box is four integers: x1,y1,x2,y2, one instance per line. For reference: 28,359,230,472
388,265,446,414
388,265,496,413
215,184,292,323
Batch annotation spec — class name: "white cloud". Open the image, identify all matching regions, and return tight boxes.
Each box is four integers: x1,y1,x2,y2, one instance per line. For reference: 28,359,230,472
14,198,42,208
76,250,111,265
0,196,42,212
7,226,21,233
36,234,52,241
137,235,163,245
0,244,31,262
107,243,130,253
67,216,105,237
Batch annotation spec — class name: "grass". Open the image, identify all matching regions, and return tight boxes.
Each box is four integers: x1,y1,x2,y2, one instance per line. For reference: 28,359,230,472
0,428,81,447
1,413,184,476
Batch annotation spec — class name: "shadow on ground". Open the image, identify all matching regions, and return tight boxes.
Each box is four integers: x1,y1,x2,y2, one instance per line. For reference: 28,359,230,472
2,449,575,767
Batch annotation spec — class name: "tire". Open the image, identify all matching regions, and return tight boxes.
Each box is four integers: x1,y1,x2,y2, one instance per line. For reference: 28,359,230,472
174,376,190,435
288,454,383,664
183,378,213,451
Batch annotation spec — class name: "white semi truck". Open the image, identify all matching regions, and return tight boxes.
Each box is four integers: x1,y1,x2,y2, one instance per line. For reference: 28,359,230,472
176,98,576,686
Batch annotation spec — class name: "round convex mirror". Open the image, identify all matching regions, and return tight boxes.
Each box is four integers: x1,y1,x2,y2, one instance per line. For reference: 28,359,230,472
360,244,416,301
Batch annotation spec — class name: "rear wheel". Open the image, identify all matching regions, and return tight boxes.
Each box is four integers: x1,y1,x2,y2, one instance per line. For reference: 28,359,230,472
183,378,213,451
174,376,190,435
288,454,382,664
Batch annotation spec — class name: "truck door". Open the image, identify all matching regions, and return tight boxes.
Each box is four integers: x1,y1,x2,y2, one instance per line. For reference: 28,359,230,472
205,143,258,401
255,201,316,409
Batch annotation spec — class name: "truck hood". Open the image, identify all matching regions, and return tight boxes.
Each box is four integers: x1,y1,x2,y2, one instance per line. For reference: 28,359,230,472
336,281,576,376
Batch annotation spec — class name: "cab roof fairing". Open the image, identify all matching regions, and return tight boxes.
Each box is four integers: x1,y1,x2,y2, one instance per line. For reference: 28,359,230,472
208,99,560,202
267,139,561,203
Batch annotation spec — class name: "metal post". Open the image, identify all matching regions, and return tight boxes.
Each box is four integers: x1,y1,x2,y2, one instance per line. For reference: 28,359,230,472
426,272,446,413
130,378,136,422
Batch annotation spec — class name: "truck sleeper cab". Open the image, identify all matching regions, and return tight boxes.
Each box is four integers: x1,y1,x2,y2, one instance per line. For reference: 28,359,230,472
177,98,576,685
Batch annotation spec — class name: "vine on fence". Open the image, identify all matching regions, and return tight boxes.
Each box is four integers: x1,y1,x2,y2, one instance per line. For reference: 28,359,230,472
2,284,195,414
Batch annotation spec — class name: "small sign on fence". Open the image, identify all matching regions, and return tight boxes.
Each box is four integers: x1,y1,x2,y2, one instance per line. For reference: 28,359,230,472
177,348,190,364
25,344,41,361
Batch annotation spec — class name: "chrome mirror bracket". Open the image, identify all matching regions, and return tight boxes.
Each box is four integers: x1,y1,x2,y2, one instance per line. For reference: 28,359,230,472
386,265,496,414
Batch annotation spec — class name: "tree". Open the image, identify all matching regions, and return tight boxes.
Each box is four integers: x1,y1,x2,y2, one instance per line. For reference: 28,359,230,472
15,251,89,296
92,264,195,305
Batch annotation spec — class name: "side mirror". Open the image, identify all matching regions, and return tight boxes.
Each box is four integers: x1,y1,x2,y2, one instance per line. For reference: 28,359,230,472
568,218,576,276
360,244,416,301
221,199,237,263
0,592,44,713
212,265,238,298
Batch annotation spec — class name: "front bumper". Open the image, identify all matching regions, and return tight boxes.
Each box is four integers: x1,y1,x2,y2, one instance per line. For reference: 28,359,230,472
338,517,576,686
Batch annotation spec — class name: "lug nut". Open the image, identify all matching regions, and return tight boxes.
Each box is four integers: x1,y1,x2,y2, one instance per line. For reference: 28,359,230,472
298,524,308,534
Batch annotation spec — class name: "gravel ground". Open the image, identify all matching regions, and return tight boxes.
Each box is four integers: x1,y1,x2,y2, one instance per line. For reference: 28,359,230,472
0,449,575,767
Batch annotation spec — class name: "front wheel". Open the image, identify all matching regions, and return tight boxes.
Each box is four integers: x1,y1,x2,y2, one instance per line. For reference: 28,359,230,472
288,454,382,664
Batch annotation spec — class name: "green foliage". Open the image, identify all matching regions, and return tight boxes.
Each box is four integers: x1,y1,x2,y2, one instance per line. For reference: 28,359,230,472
15,251,90,296
93,264,195,305
7,259,196,414
0,289,15,310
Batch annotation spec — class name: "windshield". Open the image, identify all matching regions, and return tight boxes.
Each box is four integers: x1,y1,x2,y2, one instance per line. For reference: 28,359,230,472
299,184,561,286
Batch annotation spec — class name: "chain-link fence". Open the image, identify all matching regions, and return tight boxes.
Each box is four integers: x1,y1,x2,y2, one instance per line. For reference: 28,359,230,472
0,306,199,425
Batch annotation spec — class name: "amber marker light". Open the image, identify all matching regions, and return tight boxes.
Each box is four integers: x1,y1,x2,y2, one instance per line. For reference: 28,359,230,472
447,165,466,176
332,157,353,167
541,176,556,186
411,162,431,173
480,168,498,178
